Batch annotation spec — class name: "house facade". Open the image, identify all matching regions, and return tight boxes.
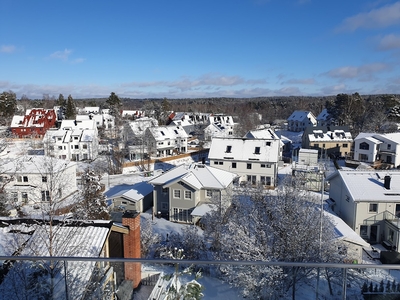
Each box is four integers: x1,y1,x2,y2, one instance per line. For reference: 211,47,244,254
328,170,400,251
302,126,353,158
0,156,77,206
353,132,400,167
287,110,317,132
107,182,153,213
145,125,188,157
10,108,57,138
208,137,281,188
149,164,238,223
204,114,236,141
44,119,99,161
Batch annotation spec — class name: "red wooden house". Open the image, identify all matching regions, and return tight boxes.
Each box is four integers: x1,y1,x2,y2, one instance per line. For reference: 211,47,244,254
10,108,57,138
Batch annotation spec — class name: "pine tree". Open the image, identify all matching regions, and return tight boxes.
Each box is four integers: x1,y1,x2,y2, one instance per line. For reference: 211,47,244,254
106,92,122,117
72,168,110,220
65,95,76,119
379,280,384,292
361,281,368,293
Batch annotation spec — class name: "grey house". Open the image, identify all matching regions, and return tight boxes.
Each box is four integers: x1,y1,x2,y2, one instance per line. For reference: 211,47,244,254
106,182,153,213
149,163,238,223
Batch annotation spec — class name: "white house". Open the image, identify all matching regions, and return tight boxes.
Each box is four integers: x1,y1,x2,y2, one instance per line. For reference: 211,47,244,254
208,137,281,188
328,169,400,251
287,110,317,132
204,114,236,140
44,119,99,161
145,125,188,157
149,163,238,223
0,156,77,206
354,132,400,167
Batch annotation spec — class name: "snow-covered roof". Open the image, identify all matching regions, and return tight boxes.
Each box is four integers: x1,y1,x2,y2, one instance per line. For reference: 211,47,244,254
316,108,330,121
148,125,188,141
128,117,158,134
60,119,96,130
149,164,238,190
106,182,153,202
287,110,316,122
244,128,280,140
354,132,400,145
0,155,76,174
208,138,280,163
325,210,370,247
328,170,400,202
0,221,113,300
191,204,216,217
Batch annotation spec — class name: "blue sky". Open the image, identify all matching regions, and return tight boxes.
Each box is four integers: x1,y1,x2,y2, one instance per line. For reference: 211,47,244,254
1,0,400,99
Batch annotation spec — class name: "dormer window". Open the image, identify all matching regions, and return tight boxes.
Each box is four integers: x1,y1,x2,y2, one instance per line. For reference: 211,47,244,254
226,145,232,153
255,147,260,154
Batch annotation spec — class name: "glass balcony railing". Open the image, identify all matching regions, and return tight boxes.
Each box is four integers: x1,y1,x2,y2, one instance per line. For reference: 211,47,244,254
1,256,400,299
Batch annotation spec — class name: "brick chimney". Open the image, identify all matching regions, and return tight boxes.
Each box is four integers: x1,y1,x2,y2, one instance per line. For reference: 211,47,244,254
122,211,141,289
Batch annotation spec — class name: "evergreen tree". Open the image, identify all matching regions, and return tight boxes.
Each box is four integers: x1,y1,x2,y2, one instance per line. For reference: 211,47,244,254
379,280,384,292
65,95,76,119
57,93,66,107
72,168,110,220
369,282,373,292
386,280,391,293
361,281,368,293
0,91,17,124
106,92,122,117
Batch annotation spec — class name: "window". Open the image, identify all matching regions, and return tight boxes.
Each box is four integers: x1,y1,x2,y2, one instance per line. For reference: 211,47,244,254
322,144,326,148
49,146,54,150
74,145,79,149
343,143,348,148
23,176,28,182
266,142,271,146
214,161,218,165
41,191,50,201
11,192,18,202
82,144,88,149
261,163,271,168
22,192,28,203
254,147,260,154
42,176,47,182
172,208,193,223
369,203,378,213
388,144,392,150
184,190,192,199
74,136,78,140
161,202,168,210
173,189,181,198
359,142,369,150
360,225,368,237
232,162,237,168
226,145,232,153
314,143,319,148
218,161,223,165
160,131,165,136
389,228,395,242
247,175,257,185
162,187,169,194
58,146,63,150
247,163,252,169
206,190,213,197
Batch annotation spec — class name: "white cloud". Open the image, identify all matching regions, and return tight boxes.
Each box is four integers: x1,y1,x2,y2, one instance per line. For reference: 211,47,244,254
377,34,400,50
121,74,267,91
285,78,316,85
336,1,400,32
49,49,72,61
1,45,16,53
324,63,390,79
71,58,85,64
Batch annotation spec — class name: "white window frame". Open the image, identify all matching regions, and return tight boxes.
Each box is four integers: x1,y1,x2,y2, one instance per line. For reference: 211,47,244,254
184,190,192,200
173,189,181,199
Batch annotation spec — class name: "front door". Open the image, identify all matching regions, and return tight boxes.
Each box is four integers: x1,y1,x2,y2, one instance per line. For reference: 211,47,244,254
370,225,379,243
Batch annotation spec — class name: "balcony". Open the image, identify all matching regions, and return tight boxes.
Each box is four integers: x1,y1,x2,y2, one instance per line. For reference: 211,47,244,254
1,256,400,299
